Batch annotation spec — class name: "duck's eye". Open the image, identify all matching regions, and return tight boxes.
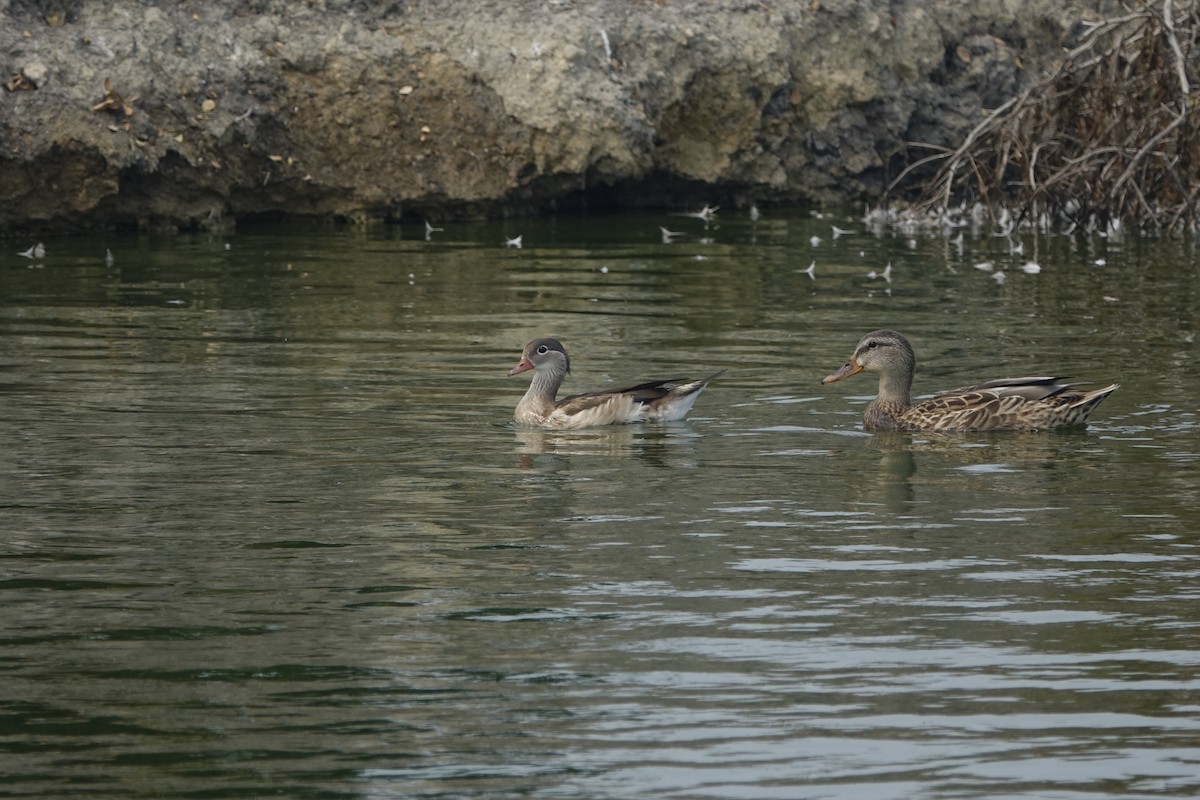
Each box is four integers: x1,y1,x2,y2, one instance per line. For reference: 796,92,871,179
536,345,549,355
867,340,878,349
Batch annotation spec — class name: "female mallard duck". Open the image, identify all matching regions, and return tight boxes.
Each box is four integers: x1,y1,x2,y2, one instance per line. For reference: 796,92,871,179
821,329,1118,432
508,337,721,429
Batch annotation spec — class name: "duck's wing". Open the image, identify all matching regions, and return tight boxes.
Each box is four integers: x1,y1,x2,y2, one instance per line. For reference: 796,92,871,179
544,390,655,428
911,378,1117,431
549,371,724,427
934,376,1070,401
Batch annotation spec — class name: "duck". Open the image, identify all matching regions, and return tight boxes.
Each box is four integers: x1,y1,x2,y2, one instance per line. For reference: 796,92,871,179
821,329,1118,432
508,337,721,429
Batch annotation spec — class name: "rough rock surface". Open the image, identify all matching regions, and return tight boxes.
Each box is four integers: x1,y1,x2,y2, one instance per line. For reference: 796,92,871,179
2,0,1110,233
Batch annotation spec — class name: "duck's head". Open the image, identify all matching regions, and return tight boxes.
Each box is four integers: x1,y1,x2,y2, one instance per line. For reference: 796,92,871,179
508,337,571,377
821,329,914,384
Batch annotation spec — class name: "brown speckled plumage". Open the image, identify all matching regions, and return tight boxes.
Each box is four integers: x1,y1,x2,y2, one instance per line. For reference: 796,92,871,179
822,330,1118,432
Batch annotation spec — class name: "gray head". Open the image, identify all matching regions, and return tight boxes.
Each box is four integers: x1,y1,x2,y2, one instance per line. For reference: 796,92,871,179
508,337,571,377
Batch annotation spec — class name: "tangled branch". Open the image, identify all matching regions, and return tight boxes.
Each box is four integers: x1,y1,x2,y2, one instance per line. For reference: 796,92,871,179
888,0,1200,234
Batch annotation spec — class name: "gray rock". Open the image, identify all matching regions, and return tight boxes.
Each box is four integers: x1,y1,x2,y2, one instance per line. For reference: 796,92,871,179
0,0,1111,232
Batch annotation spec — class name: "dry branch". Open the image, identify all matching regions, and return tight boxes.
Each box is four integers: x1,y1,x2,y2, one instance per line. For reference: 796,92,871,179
888,0,1200,234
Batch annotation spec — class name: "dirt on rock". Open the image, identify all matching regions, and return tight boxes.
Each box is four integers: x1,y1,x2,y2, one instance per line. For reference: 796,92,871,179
1,0,1111,233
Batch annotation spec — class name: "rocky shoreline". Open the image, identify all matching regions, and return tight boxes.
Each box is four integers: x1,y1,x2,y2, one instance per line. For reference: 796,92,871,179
2,0,1111,234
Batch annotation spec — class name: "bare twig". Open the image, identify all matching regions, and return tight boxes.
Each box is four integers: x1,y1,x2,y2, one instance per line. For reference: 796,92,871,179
888,1,1200,232
1162,0,1191,94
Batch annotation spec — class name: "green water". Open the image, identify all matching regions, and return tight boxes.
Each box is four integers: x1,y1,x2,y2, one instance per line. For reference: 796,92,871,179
1,210,1197,799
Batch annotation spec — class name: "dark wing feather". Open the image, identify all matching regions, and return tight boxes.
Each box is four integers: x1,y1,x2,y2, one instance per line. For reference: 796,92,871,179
558,378,686,409
553,371,722,420
935,376,1071,402
614,378,690,398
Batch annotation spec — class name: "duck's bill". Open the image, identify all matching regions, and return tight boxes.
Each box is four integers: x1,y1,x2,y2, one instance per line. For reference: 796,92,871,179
821,359,862,384
508,358,533,376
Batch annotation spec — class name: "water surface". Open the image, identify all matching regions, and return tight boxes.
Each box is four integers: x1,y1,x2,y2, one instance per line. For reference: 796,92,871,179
2,211,1198,798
